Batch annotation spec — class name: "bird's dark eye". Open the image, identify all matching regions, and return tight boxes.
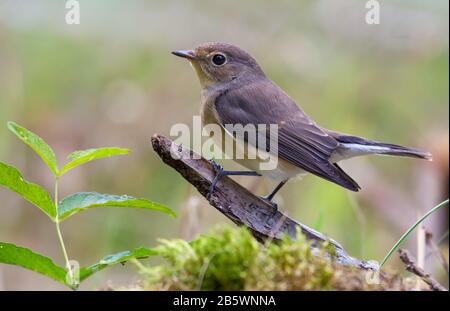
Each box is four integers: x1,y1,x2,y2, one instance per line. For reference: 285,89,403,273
212,53,226,66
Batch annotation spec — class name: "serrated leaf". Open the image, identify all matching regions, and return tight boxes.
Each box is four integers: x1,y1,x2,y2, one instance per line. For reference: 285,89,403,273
0,162,56,219
7,121,59,176
57,192,176,221
59,147,129,176
80,247,157,281
0,242,67,286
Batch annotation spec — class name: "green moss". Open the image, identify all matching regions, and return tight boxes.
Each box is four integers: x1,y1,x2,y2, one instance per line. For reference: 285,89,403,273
128,225,415,291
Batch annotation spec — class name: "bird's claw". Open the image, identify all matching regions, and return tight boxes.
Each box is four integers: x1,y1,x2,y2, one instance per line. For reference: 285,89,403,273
260,195,278,211
208,159,223,173
207,159,224,199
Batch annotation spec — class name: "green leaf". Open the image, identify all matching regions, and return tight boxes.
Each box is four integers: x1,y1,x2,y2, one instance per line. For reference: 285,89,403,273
0,242,67,286
0,162,56,219
57,192,176,221
80,247,157,281
59,147,129,176
7,121,59,176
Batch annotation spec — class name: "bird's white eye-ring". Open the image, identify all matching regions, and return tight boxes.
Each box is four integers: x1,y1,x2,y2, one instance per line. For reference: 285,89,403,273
211,53,227,66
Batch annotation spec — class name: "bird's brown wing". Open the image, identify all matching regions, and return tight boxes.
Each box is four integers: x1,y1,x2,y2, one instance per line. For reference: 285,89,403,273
214,79,360,191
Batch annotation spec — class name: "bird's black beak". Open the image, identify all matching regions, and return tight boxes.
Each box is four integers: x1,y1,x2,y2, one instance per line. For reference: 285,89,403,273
171,50,197,60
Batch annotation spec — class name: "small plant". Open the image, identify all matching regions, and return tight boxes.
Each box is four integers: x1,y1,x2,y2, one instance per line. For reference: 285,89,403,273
132,225,414,291
0,122,175,290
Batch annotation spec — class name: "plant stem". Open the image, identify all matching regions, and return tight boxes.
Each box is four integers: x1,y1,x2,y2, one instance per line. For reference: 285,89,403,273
56,222,72,279
54,177,74,286
379,198,449,269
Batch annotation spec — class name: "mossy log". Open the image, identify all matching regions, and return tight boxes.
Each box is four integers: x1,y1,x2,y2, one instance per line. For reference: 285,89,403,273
151,134,377,270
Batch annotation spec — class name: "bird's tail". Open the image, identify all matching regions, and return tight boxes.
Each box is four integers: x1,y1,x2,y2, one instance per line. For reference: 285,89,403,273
334,134,432,161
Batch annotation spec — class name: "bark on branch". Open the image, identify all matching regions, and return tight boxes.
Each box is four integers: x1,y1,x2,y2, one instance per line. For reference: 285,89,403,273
151,134,377,270
398,248,447,291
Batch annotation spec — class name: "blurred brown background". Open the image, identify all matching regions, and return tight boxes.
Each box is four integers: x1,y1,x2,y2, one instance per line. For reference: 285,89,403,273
0,0,448,290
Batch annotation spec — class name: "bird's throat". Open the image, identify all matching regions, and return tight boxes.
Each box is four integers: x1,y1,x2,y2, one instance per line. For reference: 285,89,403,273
189,61,215,89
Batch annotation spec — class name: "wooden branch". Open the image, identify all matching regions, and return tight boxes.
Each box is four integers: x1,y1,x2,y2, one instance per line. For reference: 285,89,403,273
398,248,447,291
151,134,377,270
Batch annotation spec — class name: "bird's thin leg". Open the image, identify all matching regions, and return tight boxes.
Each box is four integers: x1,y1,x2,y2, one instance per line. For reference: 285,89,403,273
262,180,288,202
207,160,260,198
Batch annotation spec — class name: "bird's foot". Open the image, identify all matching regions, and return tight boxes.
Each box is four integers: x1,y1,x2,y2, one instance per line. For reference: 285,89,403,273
260,195,278,211
206,159,262,200
259,180,287,211
208,159,223,173
207,160,225,199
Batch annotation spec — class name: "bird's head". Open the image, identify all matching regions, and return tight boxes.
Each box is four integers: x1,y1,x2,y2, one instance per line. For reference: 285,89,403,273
172,42,265,89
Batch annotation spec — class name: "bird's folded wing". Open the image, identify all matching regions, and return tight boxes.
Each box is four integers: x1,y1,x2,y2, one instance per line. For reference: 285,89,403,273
214,79,360,191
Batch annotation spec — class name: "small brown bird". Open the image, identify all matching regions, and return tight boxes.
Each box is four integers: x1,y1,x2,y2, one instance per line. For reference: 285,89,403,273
172,42,431,204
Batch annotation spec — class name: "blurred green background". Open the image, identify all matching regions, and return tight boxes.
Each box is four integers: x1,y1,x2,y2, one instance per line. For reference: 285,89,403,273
0,0,448,290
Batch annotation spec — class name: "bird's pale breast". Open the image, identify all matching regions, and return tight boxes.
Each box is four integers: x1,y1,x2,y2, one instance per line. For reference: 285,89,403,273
200,89,305,182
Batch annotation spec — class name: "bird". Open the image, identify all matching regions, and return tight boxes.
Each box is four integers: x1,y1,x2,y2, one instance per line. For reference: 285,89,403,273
172,42,432,205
